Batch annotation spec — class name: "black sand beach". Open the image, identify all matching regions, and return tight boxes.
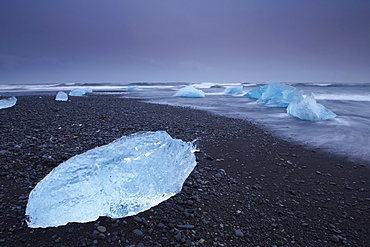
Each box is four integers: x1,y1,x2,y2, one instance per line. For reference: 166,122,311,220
0,95,369,247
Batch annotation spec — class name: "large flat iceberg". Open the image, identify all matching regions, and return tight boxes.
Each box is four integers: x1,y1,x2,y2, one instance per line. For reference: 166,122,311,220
0,96,17,109
26,131,196,228
255,82,304,107
173,86,205,98
287,93,336,121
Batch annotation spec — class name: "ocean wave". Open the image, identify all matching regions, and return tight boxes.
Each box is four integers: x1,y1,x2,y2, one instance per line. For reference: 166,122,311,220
296,82,370,87
314,93,370,101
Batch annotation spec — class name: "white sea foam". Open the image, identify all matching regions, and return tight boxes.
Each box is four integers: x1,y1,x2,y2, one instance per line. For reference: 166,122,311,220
314,93,370,101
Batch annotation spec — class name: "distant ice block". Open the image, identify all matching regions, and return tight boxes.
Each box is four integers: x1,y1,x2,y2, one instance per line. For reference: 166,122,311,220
55,91,68,101
69,88,85,96
84,87,93,93
287,93,336,121
0,96,17,109
69,88,93,96
244,85,268,99
26,131,196,228
127,86,141,91
224,86,244,95
173,86,205,98
256,82,304,107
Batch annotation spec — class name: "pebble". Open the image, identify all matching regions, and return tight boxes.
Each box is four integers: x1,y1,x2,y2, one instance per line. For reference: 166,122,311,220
175,232,182,241
157,222,165,228
134,216,143,223
234,229,244,237
330,235,340,243
133,229,143,236
1,95,370,247
176,224,195,229
198,238,205,244
97,233,106,240
97,225,106,233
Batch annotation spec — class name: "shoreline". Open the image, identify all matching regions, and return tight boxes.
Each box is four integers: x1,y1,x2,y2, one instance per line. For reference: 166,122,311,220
0,95,369,246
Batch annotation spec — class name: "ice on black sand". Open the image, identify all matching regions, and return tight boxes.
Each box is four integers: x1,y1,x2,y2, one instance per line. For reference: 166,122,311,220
26,131,197,228
69,88,93,96
0,96,17,109
173,86,205,98
255,82,304,107
55,91,68,101
287,93,336,121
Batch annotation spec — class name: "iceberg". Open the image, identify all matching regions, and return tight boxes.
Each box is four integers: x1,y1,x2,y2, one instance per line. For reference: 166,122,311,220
126,86,141,91
173,86,205,98
256,82,304,107
55,91,68,101
69,88,93,96
84,87,93,93
287,93,336,121
26,131,196,228
69,88,85,96
244,85,268,99
0,96,17,109
224,86,244,95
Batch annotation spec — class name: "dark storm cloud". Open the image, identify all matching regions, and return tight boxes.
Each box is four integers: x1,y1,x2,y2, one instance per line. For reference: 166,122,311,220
1,0,370,83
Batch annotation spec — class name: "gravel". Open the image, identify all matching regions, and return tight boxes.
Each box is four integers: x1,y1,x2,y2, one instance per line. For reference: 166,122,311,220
0,94,369,246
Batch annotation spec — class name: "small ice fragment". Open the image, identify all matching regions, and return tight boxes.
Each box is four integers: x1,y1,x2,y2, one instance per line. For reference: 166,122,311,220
256,82,304,107
0,96,17,109
55,91,68,101
287,93,336,121
127,86,141,91
224,86,244,95
173,86,205,98
26,131,196,228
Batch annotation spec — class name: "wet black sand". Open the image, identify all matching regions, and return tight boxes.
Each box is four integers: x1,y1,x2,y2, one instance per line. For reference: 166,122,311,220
0,95,369,246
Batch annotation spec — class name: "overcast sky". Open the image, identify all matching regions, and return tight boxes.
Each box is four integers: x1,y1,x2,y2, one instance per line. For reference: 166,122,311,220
1,0,370,84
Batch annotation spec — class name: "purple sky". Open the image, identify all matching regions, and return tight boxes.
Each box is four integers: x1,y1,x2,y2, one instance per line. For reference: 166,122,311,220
1,0,370,83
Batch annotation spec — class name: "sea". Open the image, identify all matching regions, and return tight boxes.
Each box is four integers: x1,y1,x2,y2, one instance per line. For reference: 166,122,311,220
1,82,369,166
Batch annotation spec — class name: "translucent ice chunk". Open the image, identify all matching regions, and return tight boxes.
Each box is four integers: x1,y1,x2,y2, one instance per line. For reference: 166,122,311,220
287,93,336,121
0,96,17,109
244,85,268,99
55,91,68,101
84,87,93,93
127,86,141,91
256,82,304,107
69,88,93,96
26,131,196,228
224,86,244,95
173,86,205,98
